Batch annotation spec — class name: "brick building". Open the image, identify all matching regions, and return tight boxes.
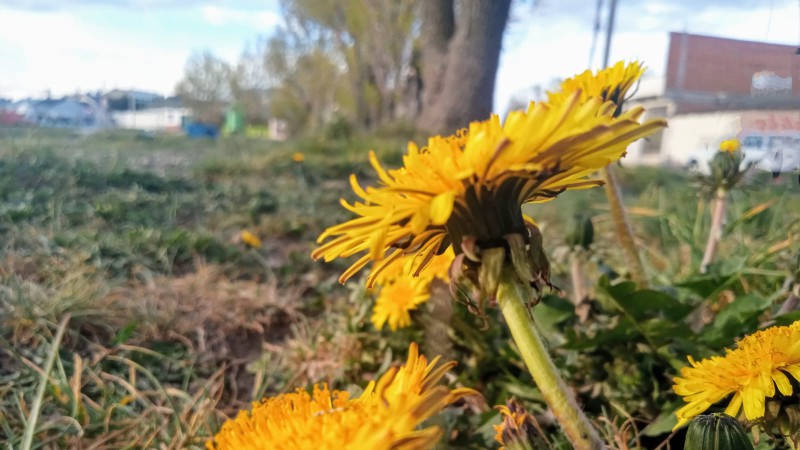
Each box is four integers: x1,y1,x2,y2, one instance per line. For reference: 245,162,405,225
626,32,800,172
666,32,800,100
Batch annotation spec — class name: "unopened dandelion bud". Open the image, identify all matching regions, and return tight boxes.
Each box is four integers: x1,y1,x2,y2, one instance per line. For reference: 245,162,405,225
710,151,737,182
684,414,754,450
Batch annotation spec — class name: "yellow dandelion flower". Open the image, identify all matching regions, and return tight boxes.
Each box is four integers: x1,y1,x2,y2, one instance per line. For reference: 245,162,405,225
494,399,537,450
292,152,305,163
424,247,455,282
369,248,454,331
312,63,666,290
673,321,800,429
719,138,741,153
548,60,645,115
240,230,262,249
207,343,478,450
371,231,457,285
371,275,432,331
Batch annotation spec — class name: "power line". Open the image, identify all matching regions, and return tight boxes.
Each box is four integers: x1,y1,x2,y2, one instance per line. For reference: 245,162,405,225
766,0,775,40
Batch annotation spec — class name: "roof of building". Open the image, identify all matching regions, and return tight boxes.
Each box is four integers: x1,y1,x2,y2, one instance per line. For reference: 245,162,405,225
104,89,164,102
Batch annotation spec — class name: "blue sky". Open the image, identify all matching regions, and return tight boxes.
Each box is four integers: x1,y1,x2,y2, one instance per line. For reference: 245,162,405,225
1,0,798,113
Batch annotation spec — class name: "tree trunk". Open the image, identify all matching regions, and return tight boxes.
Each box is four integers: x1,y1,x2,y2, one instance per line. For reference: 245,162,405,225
417,0,512,134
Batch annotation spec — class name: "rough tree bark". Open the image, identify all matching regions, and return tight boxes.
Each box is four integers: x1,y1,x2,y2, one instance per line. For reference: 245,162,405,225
417,0,512,134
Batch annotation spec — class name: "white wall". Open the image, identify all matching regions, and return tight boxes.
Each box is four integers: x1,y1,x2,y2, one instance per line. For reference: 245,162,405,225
113,107,189,131
626,110,740,167
626,109,800,173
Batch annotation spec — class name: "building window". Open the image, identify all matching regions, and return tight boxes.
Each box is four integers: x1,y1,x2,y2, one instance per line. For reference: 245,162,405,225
742,135,763,150
642,106,667,154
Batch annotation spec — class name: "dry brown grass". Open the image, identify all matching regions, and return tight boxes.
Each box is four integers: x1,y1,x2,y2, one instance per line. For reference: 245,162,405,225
114,263,303,355
1,257,319,448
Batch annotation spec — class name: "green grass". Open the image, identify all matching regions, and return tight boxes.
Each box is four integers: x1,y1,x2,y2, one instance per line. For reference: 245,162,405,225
1,127,798,449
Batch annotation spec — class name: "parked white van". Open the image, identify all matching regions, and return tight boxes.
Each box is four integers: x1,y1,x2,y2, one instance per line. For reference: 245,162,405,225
740,134,800,174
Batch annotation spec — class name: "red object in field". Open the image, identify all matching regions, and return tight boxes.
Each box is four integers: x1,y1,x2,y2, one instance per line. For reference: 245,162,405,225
0,110,26,125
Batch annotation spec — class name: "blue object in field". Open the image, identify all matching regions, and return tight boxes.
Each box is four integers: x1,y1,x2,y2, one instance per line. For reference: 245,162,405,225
184,122,219,139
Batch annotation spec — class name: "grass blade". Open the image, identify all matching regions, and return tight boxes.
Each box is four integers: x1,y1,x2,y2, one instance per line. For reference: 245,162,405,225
20,314,71,450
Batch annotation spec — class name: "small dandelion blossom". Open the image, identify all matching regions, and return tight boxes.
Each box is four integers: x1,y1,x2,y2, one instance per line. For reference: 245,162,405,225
370,249,454,331
673,321,800,429
719,138,741,153
240,230,262,249
371,275,431,331
292,152,306,163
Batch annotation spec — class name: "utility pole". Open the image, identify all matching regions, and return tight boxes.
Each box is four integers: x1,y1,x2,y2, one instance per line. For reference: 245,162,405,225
599,0,650,287
602,0,617,67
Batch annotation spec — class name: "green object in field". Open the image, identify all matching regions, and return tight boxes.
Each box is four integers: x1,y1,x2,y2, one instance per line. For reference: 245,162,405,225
684,414,753,450
565,213,594,250
223,106,245,136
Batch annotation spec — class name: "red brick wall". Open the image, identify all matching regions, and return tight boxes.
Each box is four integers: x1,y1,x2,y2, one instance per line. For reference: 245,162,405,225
666,32,800,96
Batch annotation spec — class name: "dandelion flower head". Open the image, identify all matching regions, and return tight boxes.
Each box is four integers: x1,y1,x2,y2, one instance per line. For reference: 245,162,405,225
371,248,455,331
547,60,645,115
312,61,666,293
240,230,262,249
673,320,800,428
719,138,741,153
207,343,477,450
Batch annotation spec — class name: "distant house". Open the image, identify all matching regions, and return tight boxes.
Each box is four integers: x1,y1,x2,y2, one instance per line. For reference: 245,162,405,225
626,32,800,174
11,98,59,124
113,107,190,132
42,96,112,128
104,89,164,111
112,96,190,132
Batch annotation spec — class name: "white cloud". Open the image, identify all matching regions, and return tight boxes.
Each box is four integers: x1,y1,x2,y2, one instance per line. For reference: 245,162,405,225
0,9,186,96
201,5,281,30
0,7,189,98
0,5,269,100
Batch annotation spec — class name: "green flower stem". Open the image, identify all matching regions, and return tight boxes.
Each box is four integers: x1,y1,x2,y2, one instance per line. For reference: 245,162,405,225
21,314,71,450
700,188,727,274
602,166,649,288
569,252,590,322
497,269,604,450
